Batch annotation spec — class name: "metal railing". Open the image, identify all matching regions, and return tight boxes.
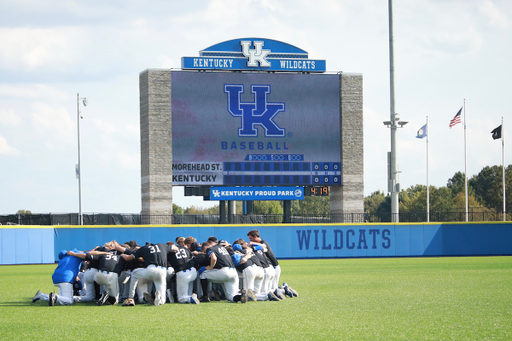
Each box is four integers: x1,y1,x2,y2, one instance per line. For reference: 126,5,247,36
0,210,508,226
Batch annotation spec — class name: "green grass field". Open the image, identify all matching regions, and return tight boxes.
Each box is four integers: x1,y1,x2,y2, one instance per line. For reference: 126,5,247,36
1,257,511,340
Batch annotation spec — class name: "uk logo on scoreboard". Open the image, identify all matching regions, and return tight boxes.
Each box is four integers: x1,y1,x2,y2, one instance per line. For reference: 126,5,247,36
225,84,285,137
181,38,326,73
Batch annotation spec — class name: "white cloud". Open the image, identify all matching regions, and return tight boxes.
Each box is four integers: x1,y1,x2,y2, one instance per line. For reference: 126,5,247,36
0,134,20,155
0,27,86,71
0,109,22,126
0,84,69,101
479,0,509,29
30,103,74,143
117,152,140,170
92,118,117,135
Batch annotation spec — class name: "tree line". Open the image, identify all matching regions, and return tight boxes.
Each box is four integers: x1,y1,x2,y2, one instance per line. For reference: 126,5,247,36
176,164,510,222
365,165,511,222
15,164,509,222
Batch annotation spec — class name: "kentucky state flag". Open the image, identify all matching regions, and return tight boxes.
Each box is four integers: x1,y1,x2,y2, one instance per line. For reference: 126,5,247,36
416,124,427,139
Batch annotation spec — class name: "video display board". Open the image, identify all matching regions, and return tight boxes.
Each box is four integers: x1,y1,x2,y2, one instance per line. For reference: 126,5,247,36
171,71,341,186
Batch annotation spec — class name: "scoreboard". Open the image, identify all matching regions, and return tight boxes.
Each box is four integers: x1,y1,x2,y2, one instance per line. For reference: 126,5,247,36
171,71,341,186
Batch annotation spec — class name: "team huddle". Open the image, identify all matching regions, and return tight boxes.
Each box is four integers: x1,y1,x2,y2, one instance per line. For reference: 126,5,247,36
32,229,298,306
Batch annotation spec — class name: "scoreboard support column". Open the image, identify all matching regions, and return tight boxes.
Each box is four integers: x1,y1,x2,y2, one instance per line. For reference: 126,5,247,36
228,201,236,224
330,73,364,221
219,200,227,224
140,69,173,224
283,200,291,223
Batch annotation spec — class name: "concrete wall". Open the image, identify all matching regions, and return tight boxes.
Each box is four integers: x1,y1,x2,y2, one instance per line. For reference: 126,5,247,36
1,223,510,264
331,73,364,217
140,69,173,222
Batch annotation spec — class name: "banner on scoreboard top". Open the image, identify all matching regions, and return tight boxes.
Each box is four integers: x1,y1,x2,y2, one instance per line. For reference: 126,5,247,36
181,38,326,73
182,56,326,73
209,187,304,201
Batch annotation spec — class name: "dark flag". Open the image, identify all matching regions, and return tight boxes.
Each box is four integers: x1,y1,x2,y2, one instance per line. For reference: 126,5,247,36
491,125,502,140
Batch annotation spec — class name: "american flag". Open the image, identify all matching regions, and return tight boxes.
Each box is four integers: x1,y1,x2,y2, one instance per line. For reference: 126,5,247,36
449,108,462,128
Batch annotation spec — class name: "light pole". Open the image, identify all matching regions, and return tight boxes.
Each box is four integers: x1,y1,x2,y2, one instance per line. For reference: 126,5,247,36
385,0,407,222
77,93,87,225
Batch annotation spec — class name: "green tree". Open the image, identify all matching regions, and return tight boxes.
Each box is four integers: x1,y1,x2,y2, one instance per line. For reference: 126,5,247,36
364,191,386,217
399,185,427,213
292,196,330,216
16,210,32,215
184,205,219,214
469,165,511,213
253,201,283,215
376,195,392,222
173,204,183,214
429,186,454,211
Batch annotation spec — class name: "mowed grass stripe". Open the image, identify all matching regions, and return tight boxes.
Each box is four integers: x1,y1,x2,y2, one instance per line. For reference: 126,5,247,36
0,257,510,340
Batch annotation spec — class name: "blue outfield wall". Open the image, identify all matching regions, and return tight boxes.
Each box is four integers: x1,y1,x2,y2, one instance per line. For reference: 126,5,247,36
0,227,55,265
0,223,511,265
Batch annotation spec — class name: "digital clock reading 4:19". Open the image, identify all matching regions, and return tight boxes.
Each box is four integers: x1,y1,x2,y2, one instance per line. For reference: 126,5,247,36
304,186,330,196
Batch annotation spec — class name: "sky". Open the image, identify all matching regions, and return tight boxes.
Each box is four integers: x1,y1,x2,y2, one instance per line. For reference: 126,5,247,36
0,0,510,215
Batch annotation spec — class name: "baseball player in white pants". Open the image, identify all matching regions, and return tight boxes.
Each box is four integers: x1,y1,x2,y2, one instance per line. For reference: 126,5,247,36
118,242,172,306
176,267,198,303
34,283,74,305
199,240,247,303
94,270,119,304
74,267,98,303
128,265,167,305
200,267,239,301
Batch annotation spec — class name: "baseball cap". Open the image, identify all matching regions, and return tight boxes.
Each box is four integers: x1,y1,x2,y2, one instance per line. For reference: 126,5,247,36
58,250,67,260
232,244,242,251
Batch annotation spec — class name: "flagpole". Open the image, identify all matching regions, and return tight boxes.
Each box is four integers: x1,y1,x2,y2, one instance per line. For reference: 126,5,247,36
426,116,430,222
503,117,506,221
464,99,468,222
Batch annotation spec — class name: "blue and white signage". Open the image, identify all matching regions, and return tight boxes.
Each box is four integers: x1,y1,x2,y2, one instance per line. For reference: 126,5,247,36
209,187,304,201
172,38,339,187
182,38,326,73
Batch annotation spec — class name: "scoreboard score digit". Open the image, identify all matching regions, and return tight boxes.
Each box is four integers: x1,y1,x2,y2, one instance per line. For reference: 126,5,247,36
304,186,329,196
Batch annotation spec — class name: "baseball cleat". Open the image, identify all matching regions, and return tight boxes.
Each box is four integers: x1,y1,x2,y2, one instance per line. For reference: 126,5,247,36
247,289,257,302
283,286,294,298
122,298,135,306
32,290,42,303
49,292,56,306
211,289,222,301
199,295,210,303
166,289,174,304
190,294,200,304
143,292,154,305
240,289,248,303
274,289,286,300
154,291,162,306
283,283,299,297
107,295,117,305
288,286,299,297
97,292,109,306
267,291,281,301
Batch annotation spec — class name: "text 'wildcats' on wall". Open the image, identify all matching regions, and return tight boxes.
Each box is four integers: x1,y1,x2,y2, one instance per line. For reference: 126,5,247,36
296,228,391,251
